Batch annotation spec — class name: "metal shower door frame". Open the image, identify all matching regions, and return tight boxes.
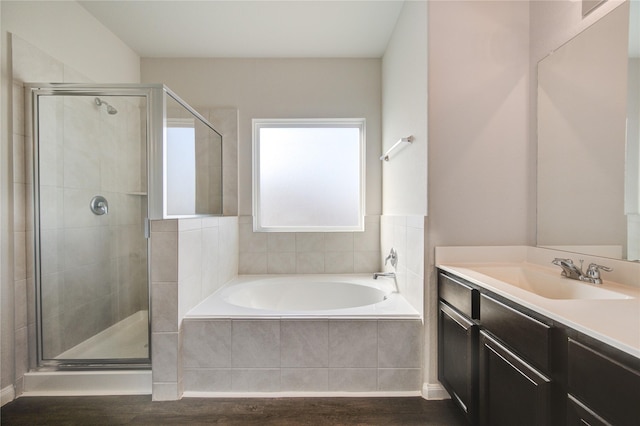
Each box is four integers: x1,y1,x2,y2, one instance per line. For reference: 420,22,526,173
27,83,162,370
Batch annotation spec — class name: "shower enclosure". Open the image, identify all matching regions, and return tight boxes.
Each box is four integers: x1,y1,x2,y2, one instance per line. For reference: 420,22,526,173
27,84,222,369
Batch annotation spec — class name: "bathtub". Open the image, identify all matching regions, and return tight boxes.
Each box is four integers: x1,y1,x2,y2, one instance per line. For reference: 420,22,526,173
186,274,420,318
181,274,423,396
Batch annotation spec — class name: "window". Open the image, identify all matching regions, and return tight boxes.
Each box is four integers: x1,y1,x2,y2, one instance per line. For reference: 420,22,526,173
253,118,365,232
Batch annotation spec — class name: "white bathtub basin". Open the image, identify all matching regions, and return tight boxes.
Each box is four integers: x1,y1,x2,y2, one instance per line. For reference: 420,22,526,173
186,274,420,319
469,265,632,300
225,279,388,311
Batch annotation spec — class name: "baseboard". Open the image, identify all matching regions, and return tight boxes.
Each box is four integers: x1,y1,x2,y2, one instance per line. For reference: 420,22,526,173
422,382,450,400
1,385,15,406
182,390,422,399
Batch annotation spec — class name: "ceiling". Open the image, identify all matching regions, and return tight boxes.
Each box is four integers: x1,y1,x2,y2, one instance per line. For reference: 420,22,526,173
79,0,406,58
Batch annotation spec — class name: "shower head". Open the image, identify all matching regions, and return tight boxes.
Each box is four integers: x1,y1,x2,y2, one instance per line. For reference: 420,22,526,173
94,97,118,115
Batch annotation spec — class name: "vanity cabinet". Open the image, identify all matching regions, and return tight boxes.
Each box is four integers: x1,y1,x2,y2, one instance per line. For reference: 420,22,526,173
438,271,556,425
438,269,639,426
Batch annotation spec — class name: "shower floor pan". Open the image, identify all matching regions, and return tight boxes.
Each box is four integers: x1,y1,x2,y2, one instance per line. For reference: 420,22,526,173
56,310,149,360
23,310,151,396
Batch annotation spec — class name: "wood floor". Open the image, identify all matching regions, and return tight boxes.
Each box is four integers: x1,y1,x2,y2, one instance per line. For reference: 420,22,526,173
1,395,468,425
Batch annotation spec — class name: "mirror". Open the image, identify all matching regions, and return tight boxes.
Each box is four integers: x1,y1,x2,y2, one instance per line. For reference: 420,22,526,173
537,1,640,261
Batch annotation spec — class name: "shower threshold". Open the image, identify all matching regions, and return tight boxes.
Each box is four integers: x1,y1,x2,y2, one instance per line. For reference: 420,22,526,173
22,370,151,396
23,310,151,396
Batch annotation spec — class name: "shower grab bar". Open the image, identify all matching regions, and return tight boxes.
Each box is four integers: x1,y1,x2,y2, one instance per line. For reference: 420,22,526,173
380,136,414,161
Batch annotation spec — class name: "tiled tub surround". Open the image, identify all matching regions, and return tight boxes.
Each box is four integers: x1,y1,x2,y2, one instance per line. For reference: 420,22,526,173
237,213,427,316
380,215,426,316
238,215,381,275
181,274,422,396
181,318,423,395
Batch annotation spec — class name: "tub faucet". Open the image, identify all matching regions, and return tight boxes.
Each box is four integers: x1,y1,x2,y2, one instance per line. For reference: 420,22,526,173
373,272,396,280
373,272,399,293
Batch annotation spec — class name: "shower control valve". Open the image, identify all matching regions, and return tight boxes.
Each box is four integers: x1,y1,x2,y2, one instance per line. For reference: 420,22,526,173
385,248,398,269
90,195,109,215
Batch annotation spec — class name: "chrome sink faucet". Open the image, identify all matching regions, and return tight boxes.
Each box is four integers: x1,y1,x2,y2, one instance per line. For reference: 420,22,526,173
552,258,613,284
552,258,584,280
582,263,613,285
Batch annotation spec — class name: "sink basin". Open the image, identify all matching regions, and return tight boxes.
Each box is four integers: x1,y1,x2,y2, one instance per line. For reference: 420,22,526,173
469,265,632,300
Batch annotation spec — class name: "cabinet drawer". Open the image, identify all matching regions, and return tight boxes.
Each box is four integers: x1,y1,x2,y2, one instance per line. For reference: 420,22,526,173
567,338,640,426
480,294,552,372
439,272,479,319
566,394,611,426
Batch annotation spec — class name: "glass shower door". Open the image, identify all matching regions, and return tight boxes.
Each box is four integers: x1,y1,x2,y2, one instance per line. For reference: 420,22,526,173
34,92,150,365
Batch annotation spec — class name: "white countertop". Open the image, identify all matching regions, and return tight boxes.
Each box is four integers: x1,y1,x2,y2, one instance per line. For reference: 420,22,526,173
438,262,640,359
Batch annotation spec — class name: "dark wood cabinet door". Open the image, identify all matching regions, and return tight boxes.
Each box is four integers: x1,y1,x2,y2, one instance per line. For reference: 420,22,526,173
438,302,478,424
479,331,552,426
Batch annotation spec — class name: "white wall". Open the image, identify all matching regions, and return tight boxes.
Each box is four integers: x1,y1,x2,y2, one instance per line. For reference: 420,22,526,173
530,0,626,64
1,1,139,83
141,58,382,217
425,0,531,396
382,0,428,216
380,0,428,337
1,0,140,402
428,0,531,249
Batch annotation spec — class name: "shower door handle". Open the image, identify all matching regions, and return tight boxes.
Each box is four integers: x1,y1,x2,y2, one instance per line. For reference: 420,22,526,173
90,195,109,215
